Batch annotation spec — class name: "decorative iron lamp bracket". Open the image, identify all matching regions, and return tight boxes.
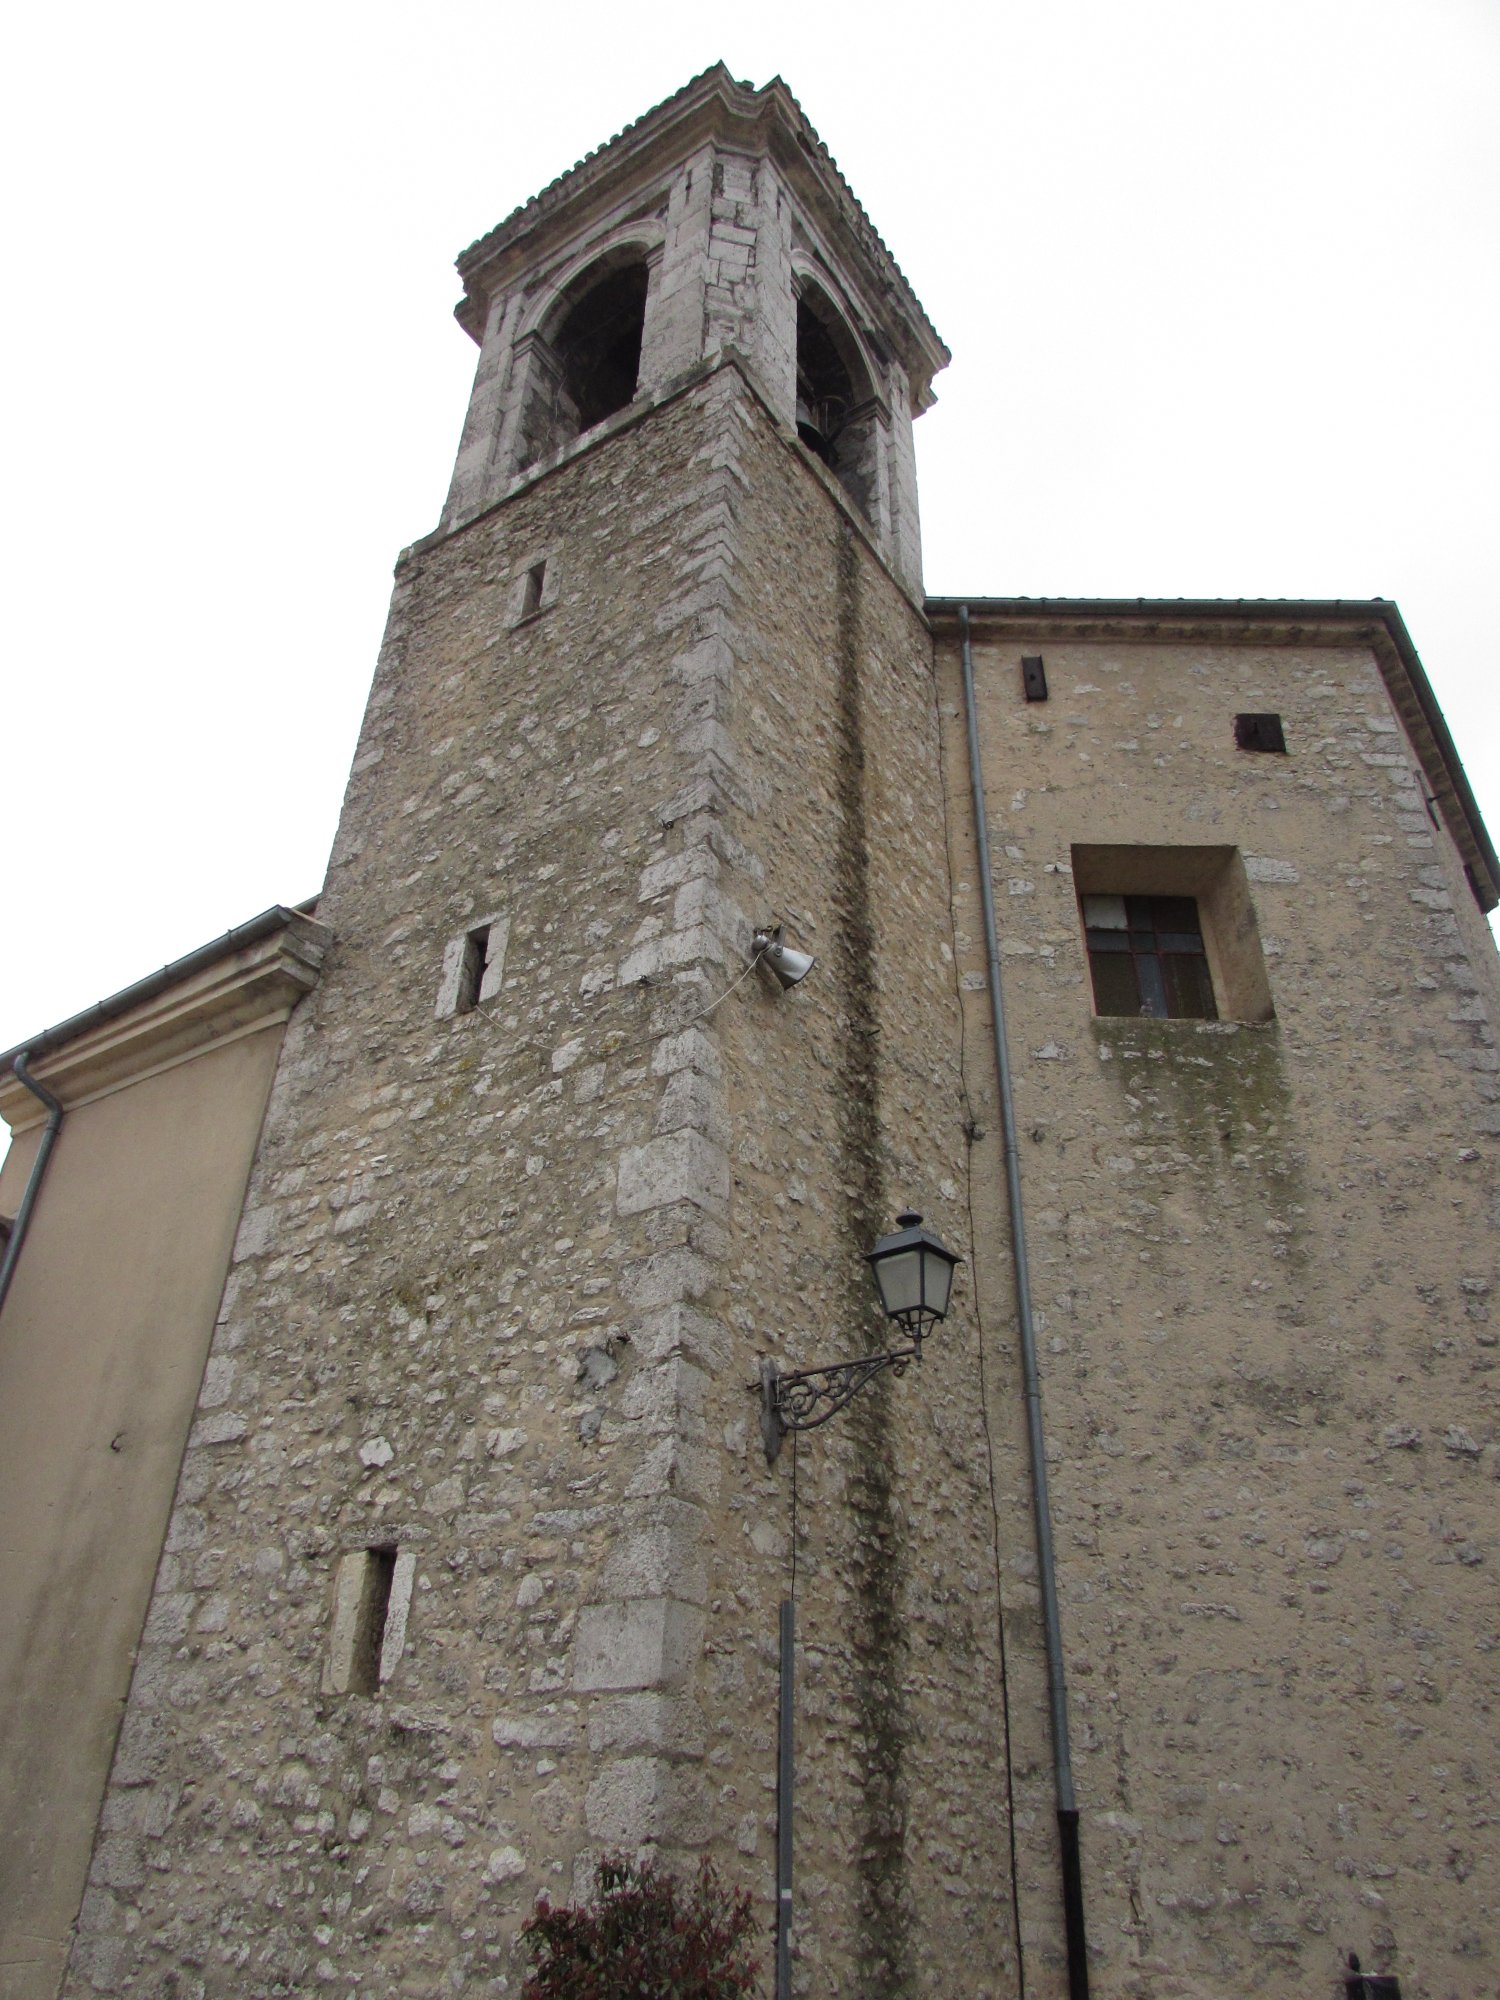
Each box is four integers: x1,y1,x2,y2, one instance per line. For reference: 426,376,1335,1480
760,1343,923,1463
756,1210,962,1464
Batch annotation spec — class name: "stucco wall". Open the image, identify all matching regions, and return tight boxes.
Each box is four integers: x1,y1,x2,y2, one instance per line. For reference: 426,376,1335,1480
0,1024,289,2000
939,624,1500,1997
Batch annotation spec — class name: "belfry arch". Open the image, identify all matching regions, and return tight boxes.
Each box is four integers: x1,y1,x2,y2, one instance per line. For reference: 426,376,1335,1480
794,279,882,524
515,249,650,471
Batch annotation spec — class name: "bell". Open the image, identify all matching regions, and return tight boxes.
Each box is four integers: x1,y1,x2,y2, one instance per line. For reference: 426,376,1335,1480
752,926,816,990
795,396,833,463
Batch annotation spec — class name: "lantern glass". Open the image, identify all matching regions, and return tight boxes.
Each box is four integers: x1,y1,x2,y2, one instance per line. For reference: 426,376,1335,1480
923,1244,956,1319
874,1246,923,1319
868,1211,961,1331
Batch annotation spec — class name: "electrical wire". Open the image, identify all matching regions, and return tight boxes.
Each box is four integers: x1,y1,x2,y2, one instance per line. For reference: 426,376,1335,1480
790,1429,799,1602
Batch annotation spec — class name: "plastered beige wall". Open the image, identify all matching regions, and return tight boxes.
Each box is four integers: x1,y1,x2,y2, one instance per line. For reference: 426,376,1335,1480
0,1025,287,2000
940,627,1500,1998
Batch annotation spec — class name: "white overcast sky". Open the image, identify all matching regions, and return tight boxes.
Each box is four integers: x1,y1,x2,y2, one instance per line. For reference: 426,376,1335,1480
2,0,1497,1065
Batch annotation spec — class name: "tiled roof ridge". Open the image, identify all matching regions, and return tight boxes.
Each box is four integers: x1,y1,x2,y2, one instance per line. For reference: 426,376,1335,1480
457,62,734,270
762,72,947,361
455,66,946,359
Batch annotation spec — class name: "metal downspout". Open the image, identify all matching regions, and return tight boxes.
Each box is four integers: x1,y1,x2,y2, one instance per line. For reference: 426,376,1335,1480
0,1054,65,1319
958,604,1090,1998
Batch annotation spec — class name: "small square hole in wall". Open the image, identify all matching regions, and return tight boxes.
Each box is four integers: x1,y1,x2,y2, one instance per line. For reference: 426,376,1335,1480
1073,845,1275,1025
436,914,510,1019
1234,712,1287,753
1345,1962,1402,2000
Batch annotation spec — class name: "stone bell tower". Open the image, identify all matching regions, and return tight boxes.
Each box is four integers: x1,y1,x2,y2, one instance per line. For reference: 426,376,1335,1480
65,68,1020,2000
438,64,941,591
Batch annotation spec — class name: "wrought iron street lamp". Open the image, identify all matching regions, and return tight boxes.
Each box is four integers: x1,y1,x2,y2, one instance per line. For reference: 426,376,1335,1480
759,1210,962,1461
760,1209,962,2000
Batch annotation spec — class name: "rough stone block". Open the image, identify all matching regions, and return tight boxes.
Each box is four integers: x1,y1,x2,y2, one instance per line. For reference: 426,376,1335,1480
616,1130,730,1216
598,1498,709,1605
630,1303,732,1374
620,1357,707,1432
653,1067,729,1148
650,1026,722,1080
573,1598,704,1692
586,1692,707,1759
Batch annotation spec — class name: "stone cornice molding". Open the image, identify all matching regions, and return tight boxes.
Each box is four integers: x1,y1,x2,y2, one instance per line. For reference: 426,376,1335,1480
0,910,331,1134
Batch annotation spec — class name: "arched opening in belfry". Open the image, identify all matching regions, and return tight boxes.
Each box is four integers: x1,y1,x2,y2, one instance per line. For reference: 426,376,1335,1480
795,286,879,523
554,261,648,430
516,255,649,471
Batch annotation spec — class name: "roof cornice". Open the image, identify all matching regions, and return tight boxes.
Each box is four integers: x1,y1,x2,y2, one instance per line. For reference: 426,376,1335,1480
0,906,331,1132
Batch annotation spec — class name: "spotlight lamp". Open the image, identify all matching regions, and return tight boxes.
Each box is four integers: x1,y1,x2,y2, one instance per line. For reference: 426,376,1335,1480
752,924,816,990
759,1211,962,1462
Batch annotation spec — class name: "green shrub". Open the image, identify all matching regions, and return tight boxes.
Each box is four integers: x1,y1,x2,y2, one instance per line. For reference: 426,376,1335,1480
520,1852,762,2000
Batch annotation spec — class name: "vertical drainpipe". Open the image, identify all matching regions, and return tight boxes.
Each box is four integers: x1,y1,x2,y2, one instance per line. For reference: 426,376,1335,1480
958,604,1090,1999
0,1054,64,1319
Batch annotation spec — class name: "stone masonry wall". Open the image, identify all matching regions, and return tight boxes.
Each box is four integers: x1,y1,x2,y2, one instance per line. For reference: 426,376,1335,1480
64,368,1007,2000
68,368,757,2000
702,401,1015,1997
939,624,1500,2000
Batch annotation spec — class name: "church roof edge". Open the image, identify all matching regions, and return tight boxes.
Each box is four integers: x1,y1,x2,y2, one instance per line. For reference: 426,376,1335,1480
0,902,330,1082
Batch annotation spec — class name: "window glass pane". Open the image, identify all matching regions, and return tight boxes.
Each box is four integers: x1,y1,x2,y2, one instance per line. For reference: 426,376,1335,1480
1165,952,1217,1020
1151,896,1201,939
1082,889,1219,1020
1088,950,1141,1016
1135,954,1169,1017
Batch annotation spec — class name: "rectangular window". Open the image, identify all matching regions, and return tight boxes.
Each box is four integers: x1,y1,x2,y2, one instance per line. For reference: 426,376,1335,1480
1021,654,1049,702
324,1546,415,1695
325,1547,396,1695
510,554,554,626
1072,845,1274,1024
1082,893,1218,1020
1234,712,1287,753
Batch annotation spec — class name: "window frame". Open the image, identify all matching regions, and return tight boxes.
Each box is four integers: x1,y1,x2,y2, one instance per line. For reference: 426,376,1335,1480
1081,892,1218,1021
1071,844,1276,1026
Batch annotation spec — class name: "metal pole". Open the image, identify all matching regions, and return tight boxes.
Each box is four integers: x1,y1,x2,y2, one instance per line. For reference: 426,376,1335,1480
775,1596,794,2000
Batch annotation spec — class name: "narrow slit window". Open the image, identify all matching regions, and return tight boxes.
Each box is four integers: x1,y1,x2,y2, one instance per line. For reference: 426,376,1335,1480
436,913,509,1020
456,925,490,1014
1082,893,1217,1020
326,1546,397,1696
520,561,545,621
